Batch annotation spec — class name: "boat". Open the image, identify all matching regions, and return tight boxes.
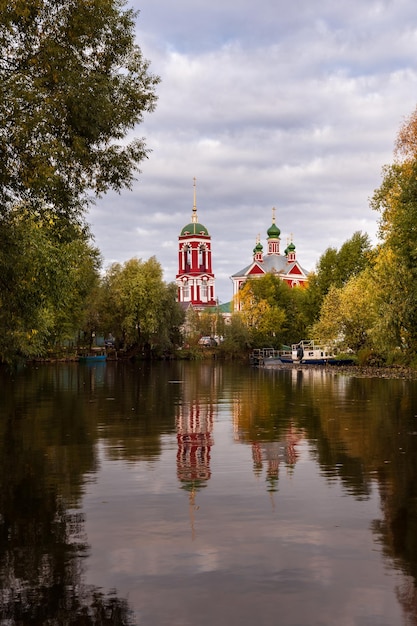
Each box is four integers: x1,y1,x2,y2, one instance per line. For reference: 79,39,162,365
291,340,337,364
249,347,292,367
250,340,352,367
78,350,107,363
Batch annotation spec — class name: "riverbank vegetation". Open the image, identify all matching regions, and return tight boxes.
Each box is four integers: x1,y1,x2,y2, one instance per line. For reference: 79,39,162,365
0,0,159,365
3,102,417,365
2,3,417,367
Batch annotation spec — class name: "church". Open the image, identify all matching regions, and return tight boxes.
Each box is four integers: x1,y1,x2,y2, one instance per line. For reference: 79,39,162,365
176,182,309,310
230,208,309,310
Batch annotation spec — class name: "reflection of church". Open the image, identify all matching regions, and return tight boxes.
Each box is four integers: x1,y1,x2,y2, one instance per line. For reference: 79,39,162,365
174,366,219,538
176,401,214,490
251,424,302,492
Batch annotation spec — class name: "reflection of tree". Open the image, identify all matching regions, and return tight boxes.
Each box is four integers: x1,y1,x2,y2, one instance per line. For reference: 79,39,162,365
371,437,417,622
0,365,135,623
99,362,180,462
1,585,134,624
292,371,417,624
5,359,417,623
232,365,417,623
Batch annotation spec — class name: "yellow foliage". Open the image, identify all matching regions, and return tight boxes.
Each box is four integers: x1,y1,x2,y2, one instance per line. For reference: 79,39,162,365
395,106,417,161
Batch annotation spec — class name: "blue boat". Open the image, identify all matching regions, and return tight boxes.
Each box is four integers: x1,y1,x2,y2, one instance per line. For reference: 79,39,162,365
78,353,107,363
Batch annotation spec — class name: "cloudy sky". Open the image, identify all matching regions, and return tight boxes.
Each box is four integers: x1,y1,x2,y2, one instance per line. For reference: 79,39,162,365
88,0,417,303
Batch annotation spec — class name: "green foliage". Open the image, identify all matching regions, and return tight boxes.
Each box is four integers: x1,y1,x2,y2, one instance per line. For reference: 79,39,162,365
371,112,417,359
0,0,159,219
307,231,373,320
0,1,161,362
219,315,251,356
99,257,184,355
0,210,101,363
356,348,385,367
237,274,309,347
311,269,379,352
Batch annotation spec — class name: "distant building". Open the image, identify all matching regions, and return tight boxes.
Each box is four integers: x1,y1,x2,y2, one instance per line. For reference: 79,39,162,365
231,209,309,310
176,179,216,309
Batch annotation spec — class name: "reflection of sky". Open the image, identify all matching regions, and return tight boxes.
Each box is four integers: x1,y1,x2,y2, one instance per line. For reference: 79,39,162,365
82,425,404,625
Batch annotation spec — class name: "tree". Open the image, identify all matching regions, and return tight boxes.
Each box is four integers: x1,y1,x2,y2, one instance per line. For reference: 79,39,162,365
371,105,417,359
0,1,160,363
236,275,309,347
0,210,101,363
370,246,405,355
311,269,380,353
99,257,184,356
220,314,251,356
307,231,373,321
0,0,159,220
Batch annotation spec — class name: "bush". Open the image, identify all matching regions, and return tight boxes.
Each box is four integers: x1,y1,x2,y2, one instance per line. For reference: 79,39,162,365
357,348,385,367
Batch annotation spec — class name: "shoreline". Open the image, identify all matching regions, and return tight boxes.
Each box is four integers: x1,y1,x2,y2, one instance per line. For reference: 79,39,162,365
258,362,417,379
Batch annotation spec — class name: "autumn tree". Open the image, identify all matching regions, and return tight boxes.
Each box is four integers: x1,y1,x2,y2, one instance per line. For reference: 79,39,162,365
371,105,417,359
311,269,379,353
307,231,373,321
237,274,309,347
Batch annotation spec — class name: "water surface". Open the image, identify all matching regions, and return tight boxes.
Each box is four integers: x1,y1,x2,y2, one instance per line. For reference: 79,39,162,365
1,361,417,625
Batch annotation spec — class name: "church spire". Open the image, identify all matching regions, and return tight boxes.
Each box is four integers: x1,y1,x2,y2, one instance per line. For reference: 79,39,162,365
192,177,198,224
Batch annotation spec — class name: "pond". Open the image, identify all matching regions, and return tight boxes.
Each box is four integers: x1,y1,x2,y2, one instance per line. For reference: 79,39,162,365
1,360,417,625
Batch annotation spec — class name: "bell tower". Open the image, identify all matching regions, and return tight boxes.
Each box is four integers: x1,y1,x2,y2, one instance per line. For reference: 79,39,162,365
176,179,216,307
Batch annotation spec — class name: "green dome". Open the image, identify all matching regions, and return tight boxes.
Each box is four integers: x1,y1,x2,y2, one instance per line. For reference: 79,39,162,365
287,241,295,251
253,241,263,255
267,222,281,238
180,222,209,236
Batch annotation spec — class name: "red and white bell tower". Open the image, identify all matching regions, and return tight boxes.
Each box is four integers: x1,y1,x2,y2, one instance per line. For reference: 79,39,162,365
176,179,216,308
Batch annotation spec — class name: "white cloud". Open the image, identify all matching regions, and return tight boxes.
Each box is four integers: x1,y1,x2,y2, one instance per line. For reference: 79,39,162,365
88,0,417,302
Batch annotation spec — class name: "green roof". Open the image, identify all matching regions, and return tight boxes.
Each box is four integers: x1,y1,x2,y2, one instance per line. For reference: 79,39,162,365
180,222,209,236
205,301,232,314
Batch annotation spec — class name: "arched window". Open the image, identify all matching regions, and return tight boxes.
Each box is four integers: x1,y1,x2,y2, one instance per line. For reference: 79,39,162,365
184,245,191,271
198,244,206,270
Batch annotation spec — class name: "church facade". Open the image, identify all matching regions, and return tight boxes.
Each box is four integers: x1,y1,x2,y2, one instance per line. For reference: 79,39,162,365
231,209,309,310
176,180,217,308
